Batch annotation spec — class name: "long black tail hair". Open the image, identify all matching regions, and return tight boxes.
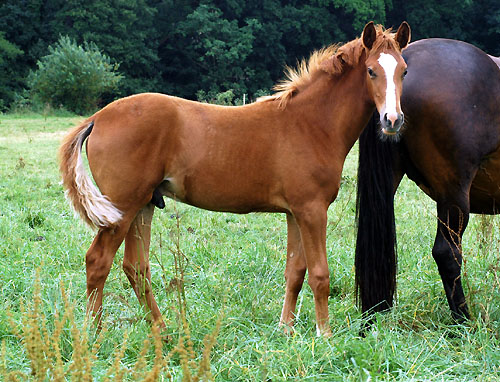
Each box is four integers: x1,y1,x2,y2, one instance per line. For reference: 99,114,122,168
355,112,398,314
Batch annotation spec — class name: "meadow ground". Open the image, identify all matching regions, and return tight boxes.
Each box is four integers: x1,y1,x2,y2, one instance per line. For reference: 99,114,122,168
0,114,499,380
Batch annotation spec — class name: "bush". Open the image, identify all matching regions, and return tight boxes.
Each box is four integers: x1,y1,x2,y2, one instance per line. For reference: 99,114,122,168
28,36,122,115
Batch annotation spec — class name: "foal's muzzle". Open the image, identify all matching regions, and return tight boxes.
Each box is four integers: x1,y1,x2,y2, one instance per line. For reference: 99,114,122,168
381,112,404,135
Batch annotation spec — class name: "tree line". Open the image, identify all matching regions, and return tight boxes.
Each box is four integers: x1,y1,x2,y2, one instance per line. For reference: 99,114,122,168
0,0,498,113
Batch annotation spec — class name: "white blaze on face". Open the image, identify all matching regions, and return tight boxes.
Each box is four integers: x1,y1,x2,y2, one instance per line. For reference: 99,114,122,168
378,53,399,121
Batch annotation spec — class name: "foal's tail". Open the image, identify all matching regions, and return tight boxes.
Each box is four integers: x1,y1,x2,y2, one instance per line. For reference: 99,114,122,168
59,120,123,229
355,112,397,314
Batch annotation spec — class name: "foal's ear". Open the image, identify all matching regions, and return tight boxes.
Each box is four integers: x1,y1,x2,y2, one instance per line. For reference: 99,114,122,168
362,21,377,50
395,21,411,50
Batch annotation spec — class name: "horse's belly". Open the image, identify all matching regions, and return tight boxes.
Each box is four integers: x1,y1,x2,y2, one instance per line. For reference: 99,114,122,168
157,174,289,214
470,151,500,214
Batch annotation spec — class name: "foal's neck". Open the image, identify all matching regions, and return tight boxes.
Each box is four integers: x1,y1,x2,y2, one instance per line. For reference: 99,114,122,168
289,65,375,156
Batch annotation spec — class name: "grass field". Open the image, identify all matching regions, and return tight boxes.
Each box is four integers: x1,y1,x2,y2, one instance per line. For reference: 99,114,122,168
1,114,499,380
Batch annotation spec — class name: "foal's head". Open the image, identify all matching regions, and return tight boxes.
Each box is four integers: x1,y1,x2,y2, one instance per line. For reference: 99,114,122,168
362,21,411,136
262,21,410,138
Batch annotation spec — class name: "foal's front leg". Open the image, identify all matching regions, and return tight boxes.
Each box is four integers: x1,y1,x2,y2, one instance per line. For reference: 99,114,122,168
292,203,332,337
280,213,307,333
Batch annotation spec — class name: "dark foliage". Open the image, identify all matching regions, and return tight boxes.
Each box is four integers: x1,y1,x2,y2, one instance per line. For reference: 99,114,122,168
0,0,497,111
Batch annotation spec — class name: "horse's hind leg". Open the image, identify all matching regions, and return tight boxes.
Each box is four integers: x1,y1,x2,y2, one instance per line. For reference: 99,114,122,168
86,220,133,326
122,203,165,328
280,213,307,333
433,199,470,320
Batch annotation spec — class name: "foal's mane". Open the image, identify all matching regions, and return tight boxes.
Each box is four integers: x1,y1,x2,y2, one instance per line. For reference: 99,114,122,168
260,25,399,109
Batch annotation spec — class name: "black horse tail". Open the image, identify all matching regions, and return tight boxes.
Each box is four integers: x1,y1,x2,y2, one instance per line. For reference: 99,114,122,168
355,112,397,315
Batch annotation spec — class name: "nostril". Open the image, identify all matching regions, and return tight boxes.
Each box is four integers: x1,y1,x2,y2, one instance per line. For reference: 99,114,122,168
395,114,404,127
383,113,389,123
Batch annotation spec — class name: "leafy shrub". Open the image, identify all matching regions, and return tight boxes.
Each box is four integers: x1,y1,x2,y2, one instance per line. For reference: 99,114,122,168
28,36,122,115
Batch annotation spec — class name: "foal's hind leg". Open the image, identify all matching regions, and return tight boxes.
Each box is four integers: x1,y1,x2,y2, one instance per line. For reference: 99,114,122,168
433,199,470,320
122,203,165,328
86,220,133,325
280,213,307,333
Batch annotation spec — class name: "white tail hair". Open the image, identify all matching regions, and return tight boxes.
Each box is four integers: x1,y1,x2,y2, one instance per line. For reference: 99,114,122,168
59,121,123,228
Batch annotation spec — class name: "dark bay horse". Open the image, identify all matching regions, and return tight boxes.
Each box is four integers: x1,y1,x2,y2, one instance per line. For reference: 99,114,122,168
59,21,411,337
356,38,500,321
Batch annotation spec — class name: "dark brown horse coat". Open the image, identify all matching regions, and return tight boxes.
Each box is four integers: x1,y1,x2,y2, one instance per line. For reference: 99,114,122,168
356,39,500,321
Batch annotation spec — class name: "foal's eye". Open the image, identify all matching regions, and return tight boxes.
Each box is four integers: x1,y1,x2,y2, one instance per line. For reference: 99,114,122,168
367,68,376,78
402,69,408,79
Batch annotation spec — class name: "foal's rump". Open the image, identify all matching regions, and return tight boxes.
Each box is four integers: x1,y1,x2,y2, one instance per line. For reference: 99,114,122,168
80,94,179,216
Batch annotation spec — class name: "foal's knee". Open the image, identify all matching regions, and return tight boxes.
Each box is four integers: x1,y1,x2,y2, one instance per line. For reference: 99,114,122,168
308,270,330,297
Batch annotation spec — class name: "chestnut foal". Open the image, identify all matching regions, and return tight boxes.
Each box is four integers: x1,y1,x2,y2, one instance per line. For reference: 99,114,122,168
59,21,410,336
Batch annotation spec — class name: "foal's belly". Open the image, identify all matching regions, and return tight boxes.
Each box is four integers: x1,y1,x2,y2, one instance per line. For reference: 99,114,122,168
156,174,289,214
470,149,500,214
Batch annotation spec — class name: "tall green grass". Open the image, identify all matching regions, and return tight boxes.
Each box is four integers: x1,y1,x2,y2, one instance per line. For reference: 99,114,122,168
0,114,499,380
